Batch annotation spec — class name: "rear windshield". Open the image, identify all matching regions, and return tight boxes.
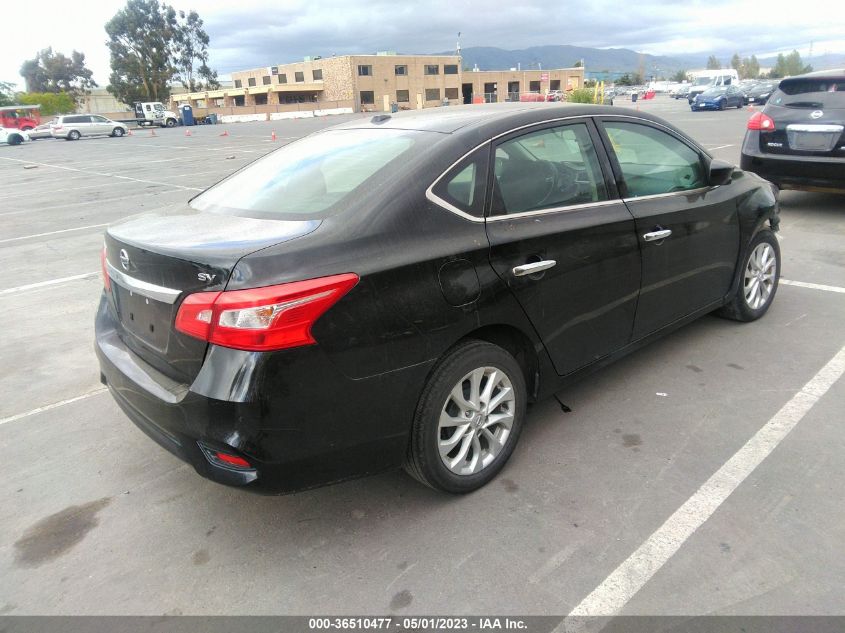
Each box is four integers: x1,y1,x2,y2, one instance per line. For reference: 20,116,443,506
191,128,425,220
770,78,845,109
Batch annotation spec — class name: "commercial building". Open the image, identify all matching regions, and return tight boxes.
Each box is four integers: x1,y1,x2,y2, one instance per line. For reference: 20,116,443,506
169,53,585,119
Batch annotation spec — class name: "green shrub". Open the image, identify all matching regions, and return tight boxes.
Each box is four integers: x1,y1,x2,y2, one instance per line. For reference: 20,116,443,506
567,89,596,104
15,92,76,116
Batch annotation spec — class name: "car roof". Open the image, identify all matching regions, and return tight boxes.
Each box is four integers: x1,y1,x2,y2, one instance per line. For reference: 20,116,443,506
329,102,671,136
781,68,845,81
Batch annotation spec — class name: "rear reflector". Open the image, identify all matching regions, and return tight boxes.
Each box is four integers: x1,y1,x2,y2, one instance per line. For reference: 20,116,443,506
747,111,776,131
175,273,359,352
214,452,252,468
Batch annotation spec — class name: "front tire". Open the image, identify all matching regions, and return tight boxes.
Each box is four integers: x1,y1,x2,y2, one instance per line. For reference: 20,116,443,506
718,230,780,322
405,340,527,493
112,127,125,137
165,118,177,128
719,99,726,110
7,134,23,146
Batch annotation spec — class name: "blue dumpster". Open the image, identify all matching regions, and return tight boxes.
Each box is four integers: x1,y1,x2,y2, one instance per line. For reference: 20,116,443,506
180,104,195,126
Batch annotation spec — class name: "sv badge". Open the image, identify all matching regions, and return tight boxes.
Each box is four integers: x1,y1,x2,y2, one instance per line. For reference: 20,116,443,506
197,272,217,282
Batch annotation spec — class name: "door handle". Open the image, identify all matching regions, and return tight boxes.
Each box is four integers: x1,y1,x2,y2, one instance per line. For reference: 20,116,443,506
512,260,557,277
643,229,672,242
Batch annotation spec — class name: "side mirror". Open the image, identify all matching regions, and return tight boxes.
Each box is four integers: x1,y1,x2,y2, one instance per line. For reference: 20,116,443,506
708,158,734,186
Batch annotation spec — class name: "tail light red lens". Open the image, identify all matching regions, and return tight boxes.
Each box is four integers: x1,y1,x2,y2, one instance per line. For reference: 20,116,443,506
214,451,252,468
101,245,111,292
747,112,775,131
174,273,359,352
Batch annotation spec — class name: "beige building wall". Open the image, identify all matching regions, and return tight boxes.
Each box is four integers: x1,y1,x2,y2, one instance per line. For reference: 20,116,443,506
349,55,462,110
462,69,584,102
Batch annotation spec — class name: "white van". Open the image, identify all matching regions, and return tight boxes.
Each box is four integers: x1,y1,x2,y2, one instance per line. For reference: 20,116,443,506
687,69,740,101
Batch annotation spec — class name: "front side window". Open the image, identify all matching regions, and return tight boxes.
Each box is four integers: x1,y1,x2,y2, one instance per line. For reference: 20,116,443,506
191,129,425,220
492,123,608,215
602,122,705,197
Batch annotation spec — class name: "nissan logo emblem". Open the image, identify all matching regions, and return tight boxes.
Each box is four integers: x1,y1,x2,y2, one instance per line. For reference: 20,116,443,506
810,110,824,119
119,249,130,270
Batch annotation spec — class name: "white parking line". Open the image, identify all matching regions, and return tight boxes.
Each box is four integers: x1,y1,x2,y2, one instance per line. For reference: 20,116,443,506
706,144,734,151
0,156,203,191
565,343,845,619
0,224,108,244
0,388,107,427
0,272,98,295
781,279,845,294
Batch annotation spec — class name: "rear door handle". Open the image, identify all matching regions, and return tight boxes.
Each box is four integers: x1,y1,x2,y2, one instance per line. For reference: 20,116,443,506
643,229,672,242
512,260,557,277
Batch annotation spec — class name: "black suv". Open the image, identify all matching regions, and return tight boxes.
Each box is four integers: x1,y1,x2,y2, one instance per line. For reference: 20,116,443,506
740,69,845,192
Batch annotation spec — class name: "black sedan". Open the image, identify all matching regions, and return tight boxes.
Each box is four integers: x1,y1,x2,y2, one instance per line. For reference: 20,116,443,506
741,69,845,192
691,85,745,111
744,81,778,105
96,104,781,495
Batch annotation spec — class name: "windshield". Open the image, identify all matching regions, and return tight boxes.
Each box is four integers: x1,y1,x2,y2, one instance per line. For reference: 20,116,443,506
694,77,713,86
770,78,845,109
703,87,727,96
191,128,424,220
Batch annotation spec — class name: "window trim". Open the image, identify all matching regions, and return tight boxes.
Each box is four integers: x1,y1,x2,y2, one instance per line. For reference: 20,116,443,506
426,114,713,223
394,65,408,76
358,64,373,76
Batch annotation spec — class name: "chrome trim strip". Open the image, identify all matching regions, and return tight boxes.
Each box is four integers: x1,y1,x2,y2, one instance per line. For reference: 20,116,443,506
786,124,844,133
486,199,621,222
106,261,182,304
622,186,713,204
425,141,490,223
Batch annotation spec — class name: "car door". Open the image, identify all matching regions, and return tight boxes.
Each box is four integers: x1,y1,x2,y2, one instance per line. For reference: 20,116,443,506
90,115,111,135
485,118,641,376
596,117,741,339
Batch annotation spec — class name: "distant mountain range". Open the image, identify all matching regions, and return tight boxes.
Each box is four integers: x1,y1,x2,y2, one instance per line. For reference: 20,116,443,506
431,45,845,77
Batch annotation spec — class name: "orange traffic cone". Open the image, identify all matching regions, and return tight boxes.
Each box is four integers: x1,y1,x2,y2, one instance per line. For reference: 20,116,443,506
220,130,229,137
271,130,277,141
127,128,133,136
184,128,192,137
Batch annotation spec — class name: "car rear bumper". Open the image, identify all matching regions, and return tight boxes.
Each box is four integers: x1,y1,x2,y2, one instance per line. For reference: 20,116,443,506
741,133,845,192
95,293,427,494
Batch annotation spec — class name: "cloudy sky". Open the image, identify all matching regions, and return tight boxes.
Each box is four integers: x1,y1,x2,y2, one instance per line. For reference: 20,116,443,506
1,0,843,87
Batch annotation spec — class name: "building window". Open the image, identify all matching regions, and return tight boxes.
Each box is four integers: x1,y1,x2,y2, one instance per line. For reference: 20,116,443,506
424,65,439,75
262,75,271,85
445,88,458,100
529,80,541,92
395,65,407,76
358,65,372,76
278,74,287,84
234,79,242,88
550,79,561,91
295,71,304,82
396,90,409,103
248,77,256,87
360,91,375,105
444,64,458,75
312,69,323,81
254,93,268,105
425,88,441,101
270,66,278,75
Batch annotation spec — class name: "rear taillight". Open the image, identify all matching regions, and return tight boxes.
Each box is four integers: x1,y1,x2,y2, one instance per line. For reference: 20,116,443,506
101,245,111,292
174,273,359,352
747,112,776,131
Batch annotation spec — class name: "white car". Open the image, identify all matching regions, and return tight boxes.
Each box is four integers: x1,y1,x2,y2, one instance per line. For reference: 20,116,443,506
0,127,30,146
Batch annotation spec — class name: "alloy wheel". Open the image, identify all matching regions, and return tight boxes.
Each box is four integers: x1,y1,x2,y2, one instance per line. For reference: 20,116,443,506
744,242,776,309
437,366,515,475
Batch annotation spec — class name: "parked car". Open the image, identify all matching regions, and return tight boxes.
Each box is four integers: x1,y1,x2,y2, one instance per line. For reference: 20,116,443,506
0,127,29,145
691,85,745,110
743,82,778,105
670,84,690,99
741,69,845,192
96,103,781,495
27,120,56,140
51,114,129,140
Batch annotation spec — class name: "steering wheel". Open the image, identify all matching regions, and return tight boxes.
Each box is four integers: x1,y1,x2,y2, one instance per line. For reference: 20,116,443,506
538,162,580,206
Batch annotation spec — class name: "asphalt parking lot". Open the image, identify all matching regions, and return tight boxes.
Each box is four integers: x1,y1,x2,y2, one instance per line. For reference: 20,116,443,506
1,98,843,618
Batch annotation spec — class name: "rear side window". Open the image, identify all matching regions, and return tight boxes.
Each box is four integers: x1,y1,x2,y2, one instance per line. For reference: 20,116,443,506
603,122,705,197
770,78,845,109
191,129,426,220
430,146,489,217
492,123,608,215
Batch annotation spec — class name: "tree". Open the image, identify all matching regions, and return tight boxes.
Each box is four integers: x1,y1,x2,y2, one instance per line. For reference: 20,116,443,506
769,50,812,78
671,69,688,83
18,48,96,96
743,55,760,79
706,55,722,70
0,81,15,106
573,60,583,68
730,53,742,71
16,92,76,116
173,10,219,92
105,0,179,104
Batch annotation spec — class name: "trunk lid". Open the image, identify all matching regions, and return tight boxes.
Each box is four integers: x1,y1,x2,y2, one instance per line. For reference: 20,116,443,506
104,206,320,383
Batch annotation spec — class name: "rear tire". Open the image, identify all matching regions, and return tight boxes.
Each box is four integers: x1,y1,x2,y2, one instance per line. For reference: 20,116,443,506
718,230,780,322
404,340,527,494
7,134,23,146
165,118,177,128
67,130,80,141
719,99,726,110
